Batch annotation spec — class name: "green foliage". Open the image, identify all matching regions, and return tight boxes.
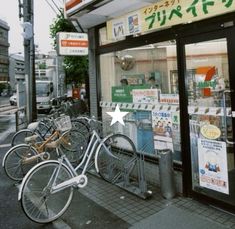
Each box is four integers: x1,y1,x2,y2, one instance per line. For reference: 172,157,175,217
63,56,88,84
0,83,10,93
0,83,6,93
38,62,47,69
50,13,88,84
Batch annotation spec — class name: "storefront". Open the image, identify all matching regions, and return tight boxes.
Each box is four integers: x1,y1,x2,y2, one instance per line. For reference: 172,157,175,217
65,0,235,212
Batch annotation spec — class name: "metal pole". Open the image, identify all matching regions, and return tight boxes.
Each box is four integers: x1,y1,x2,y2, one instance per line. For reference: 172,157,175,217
23,0,37,123
29,0,37,121
23,0,31,123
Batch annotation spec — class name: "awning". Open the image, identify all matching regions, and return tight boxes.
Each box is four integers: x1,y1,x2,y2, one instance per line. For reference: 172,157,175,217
65,0,158,32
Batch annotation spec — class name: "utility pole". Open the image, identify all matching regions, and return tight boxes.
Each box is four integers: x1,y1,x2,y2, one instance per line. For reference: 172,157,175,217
22,0,37,123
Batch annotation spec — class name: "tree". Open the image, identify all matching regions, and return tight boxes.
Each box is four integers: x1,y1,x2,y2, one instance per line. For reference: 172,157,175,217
50,13,88,85
38,62,46,69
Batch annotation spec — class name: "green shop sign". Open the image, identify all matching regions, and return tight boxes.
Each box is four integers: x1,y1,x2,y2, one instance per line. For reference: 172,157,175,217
197,80,216,89
112,85,150,103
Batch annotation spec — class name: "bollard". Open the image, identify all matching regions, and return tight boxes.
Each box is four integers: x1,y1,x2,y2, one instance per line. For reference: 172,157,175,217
158,149,176,199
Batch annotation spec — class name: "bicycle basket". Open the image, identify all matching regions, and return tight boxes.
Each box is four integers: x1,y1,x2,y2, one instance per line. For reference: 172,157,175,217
54,115,72,132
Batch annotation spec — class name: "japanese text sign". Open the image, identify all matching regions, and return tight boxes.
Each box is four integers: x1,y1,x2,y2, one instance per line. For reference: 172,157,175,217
56,32,88,56
107,0,235,40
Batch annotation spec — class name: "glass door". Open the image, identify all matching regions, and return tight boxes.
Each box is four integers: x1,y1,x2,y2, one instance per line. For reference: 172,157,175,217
183,31,235,207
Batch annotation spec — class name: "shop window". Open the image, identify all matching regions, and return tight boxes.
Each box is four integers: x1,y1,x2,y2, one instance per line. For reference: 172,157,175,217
99,40,181,162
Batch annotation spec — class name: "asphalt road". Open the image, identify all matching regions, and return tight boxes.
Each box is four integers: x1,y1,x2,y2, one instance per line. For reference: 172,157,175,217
0,95,11,106
0,133,130,229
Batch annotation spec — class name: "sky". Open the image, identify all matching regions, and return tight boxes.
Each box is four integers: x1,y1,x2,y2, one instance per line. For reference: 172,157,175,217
0,0,64,55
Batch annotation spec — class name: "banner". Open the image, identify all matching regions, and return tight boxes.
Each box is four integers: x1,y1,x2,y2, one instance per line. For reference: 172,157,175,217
107,0,235,40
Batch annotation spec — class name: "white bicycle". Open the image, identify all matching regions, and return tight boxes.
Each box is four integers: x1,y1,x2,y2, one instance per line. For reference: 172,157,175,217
18,128,137,223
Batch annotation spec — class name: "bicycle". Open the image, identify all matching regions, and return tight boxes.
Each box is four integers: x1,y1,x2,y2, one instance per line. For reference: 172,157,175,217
18,128,137,223
11,117,56,147
11,114,90,147
2,116,88,181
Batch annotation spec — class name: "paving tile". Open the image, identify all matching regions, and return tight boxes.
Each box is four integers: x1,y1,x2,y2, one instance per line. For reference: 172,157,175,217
127,218,137,225
224,221,235,228
83,174,235,228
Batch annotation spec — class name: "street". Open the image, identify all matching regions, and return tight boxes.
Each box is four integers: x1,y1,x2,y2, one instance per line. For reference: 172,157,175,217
0,95,11,106
0,96,17,143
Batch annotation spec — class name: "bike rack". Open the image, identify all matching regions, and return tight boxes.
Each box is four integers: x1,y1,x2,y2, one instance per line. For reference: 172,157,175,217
114,144,152,200
80,113,152,199
84,141,152,199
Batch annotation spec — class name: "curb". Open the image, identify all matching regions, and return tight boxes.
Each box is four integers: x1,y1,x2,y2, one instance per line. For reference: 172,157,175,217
0,104,11,108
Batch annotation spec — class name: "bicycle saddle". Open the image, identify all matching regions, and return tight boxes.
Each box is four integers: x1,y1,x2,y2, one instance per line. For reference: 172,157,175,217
27,122,40,131
25,134,39,143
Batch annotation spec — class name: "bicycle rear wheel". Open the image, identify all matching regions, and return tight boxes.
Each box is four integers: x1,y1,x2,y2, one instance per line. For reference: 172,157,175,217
11,129,42,147
96,134,137,184
60,129,88,163
21,161,73,223
37,120,54,139
71,119,90,140
3,144,39,181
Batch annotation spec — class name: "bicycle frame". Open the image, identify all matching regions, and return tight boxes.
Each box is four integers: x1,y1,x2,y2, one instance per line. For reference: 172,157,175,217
22,130,61,164
37,123,55,140
50,130,112,194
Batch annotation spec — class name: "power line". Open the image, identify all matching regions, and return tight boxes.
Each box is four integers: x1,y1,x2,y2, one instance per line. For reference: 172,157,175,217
45,0,58,15
51,0,63,14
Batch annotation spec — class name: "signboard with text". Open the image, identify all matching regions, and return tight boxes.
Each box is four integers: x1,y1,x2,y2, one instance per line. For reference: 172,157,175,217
112,85,149,103
160,94,179,104
56,32,88,56
107,0,235,40
132,89,159,104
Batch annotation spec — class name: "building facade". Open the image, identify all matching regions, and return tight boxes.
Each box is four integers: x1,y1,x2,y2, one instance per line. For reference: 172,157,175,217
9,54,25,91
65,0,235,213
0,19,9,84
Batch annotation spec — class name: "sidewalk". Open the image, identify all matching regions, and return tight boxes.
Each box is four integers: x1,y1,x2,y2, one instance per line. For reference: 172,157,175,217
79,174,235,229
1,131,235,229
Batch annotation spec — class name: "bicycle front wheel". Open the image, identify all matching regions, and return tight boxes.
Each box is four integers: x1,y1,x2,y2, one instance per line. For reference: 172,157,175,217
3,144,39,181
21,161,74,224
96,134,137,184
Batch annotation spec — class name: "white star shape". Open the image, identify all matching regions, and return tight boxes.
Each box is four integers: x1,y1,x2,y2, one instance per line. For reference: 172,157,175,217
107,104,128,126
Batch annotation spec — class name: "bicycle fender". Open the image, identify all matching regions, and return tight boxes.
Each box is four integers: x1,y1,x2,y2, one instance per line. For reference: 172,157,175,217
94,133,114,173
12,129,33,136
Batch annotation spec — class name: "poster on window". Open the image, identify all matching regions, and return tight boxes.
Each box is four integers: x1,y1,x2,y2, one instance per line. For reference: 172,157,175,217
127,13,141,34
152,110,173,151
198,138,229,194
171,111,181,153
111,18,126,39
132,89,159,104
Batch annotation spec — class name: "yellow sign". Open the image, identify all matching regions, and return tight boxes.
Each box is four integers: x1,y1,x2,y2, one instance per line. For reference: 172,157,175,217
200,124,221,140
107,0,235,40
